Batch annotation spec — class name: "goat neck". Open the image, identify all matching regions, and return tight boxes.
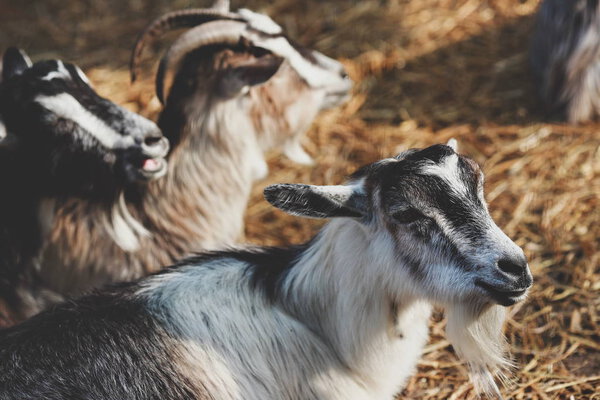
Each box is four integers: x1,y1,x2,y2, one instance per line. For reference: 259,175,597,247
147,94,265,248
279,219,432,389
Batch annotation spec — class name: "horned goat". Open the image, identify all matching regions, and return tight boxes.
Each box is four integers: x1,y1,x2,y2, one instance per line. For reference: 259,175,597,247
0,142,533,399
0,47,169,325
530,0,600,123
40,2,352,296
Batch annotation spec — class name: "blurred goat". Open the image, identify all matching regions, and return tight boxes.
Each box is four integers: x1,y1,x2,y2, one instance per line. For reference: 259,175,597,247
40,2,352,296
0,48,169,325
531,0,600,123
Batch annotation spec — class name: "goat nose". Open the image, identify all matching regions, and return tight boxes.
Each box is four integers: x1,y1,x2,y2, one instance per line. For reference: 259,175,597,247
144,134,162,147
141,129,169,158
496,255,529,280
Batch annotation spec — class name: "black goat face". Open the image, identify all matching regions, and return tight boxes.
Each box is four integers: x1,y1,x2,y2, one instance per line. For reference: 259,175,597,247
0,48,169,197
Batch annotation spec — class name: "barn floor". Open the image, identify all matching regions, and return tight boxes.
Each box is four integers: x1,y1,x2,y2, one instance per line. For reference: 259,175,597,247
1,0,598,398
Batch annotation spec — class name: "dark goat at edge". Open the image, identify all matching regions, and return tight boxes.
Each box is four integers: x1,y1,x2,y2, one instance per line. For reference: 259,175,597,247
0,48,169,325
530,0,600,123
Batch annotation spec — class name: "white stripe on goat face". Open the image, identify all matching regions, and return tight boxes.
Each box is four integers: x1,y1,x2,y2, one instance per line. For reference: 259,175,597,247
420,153,523,269
35,93,135,150
40,60,71,82
252,36,333,88
419,153,477,249
420,153,468,197
420,154,488,254
238,10,346,89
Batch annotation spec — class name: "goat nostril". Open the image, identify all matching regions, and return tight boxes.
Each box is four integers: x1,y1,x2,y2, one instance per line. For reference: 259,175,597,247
144,136,162,147
497,258,525,277
340,70,348,79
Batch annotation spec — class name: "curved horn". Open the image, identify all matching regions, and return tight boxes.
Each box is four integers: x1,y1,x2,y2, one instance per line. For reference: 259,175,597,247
156,20,248,104
130,8,242,82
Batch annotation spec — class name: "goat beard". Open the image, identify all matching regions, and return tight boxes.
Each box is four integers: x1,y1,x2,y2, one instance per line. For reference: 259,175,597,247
445,302,511,399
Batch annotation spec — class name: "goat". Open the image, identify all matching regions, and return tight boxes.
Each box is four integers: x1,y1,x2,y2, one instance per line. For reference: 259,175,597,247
530,0,600,123
0,47,169,325
0,142,533,399
39,2,352,297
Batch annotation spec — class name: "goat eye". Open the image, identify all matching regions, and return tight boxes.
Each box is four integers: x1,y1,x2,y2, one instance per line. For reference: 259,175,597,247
392,208,425,224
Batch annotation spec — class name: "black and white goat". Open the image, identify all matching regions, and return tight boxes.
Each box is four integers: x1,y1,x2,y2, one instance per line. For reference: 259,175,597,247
0,142,533,399
530,0,600,123
40,3,352,296
0,47,169,324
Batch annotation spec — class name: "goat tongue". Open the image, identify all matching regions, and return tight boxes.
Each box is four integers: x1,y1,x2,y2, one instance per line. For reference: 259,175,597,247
142,158,161,172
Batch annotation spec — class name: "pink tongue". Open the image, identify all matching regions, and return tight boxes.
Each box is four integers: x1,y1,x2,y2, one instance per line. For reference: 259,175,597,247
143,158,160,171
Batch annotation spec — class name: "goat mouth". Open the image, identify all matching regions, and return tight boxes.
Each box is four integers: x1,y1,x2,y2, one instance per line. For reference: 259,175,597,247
138,157,167,179
476,281,528,307
322,91,351,109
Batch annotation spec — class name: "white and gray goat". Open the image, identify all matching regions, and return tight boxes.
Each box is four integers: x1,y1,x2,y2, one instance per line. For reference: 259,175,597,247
530,0,600,123
0,142,533,399
40,2,352,296
0,47,169,325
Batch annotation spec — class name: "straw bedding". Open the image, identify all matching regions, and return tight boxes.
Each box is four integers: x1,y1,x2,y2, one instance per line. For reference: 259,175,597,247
0,0,598,398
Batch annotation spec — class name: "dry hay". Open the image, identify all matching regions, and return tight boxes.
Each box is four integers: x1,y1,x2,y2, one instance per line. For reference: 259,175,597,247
1,0,599,398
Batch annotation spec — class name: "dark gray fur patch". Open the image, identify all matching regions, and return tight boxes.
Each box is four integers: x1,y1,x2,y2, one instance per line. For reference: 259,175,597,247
164,245,310,302
0,284,207,400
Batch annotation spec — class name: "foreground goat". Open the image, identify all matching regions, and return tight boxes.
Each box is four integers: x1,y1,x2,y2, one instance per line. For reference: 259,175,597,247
0,142,532,399
40,3,352,296
0,48,169,324
530,0,600,122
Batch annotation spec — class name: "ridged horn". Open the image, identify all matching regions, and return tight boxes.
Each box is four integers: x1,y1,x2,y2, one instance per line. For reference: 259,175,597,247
130,8,242,82
156,20,248,104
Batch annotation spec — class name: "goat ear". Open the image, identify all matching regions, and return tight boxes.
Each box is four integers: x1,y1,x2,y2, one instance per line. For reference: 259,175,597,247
219,56,284,97
2,47,32,81
74,65,92,86
264,183,367,219
446,138,458,152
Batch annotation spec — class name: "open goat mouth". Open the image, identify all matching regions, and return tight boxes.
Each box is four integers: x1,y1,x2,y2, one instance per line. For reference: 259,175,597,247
476,280,529,307
130,136,170,181
137,156,168,180
321,92,351,110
